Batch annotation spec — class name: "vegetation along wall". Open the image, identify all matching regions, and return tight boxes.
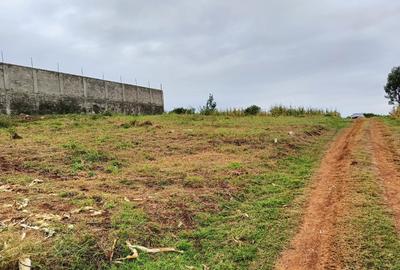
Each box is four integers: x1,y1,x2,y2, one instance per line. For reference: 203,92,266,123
0,62,164,115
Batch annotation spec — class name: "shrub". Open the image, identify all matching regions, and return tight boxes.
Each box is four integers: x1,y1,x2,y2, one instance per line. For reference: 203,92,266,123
244,105,261,115
269,105,340,117
183,176,204,188
364,113,379,118
170,107,195,114
0,116,14,129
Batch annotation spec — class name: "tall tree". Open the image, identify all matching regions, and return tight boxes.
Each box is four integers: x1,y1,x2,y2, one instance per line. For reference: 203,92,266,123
200,93,217,115
385,67,400,105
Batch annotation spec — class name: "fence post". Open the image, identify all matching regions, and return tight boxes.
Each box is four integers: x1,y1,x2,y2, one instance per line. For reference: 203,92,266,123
149,88,154,104
29,59,40,112
135,79,140,115
82,73,87,112
121,76,125,102
2,62,7,90
1,61,10,114
57,63,63,95
135,79,139,102
161,84,165,113
31,59,38,93
58,73,64,95
104,80,108,111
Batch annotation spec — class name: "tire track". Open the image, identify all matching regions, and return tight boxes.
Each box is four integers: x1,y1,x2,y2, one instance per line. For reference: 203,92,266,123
369,120,400,231
275,120,364,270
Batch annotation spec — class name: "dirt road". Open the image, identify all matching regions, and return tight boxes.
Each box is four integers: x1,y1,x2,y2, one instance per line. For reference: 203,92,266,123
276,119,400,270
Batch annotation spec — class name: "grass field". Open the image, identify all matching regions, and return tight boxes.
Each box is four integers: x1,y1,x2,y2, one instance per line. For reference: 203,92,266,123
1,114,349,269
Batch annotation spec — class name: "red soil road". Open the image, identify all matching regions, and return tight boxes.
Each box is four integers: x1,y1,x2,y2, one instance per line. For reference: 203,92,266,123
369,120,400,231
275,120,364,270
276,119,400,269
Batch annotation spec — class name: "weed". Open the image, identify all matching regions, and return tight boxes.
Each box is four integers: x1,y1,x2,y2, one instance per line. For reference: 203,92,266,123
59,191,79,198
106,160,123,174
63,140,109,172
116,142,133,150
104,201,117,209
228,162,242,169
37,235,108,270
118,178,137,187
183,176,204,188
0,116,16,129
111,202,147,240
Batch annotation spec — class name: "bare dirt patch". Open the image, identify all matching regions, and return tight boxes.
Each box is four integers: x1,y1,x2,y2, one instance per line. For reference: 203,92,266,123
0,156,67,180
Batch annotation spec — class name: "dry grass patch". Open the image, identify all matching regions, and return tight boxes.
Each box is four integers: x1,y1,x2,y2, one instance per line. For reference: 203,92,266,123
0,114,346,269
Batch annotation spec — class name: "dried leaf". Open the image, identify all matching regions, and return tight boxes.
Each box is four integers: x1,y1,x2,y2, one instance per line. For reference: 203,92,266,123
18,257,31,270
28,179,43,187
17,199,29,210
35,213,62,221
90,210,103,216
109,239,117,262
21,231,26,240
0,185,13,192
126,241,183,254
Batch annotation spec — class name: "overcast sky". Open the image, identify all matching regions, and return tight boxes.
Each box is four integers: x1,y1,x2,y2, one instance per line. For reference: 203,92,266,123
1,0,399,115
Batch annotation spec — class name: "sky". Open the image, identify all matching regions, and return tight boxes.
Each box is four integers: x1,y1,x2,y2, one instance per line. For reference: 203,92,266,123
1,0,399,115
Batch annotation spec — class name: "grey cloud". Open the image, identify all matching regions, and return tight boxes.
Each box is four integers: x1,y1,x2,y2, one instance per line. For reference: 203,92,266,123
1,0,400,115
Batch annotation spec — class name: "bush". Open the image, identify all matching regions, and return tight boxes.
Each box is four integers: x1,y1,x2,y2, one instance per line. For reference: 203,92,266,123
170,107,195,114
0,116,15,129
244,105,261,115
269,105,340,117
364,113,379,118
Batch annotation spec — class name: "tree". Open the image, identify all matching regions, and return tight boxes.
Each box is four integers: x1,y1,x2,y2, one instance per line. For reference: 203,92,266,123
200,93,217,115
384,67,400,105
244,105,261,115
170,107,195,114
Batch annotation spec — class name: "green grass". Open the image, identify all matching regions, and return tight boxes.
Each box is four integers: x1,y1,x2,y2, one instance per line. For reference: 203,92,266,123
0,114,347,269
0,115,15,128
37,235,108,270
108,117,346,270
111,202,148,241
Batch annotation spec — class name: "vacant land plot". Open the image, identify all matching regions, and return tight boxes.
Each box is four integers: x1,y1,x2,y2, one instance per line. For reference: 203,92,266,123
0,114,347,269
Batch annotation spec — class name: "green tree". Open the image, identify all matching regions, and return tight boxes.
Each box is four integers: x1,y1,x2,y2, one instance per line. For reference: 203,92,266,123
384,67,400,105
244,105,261,115
200,93,217,115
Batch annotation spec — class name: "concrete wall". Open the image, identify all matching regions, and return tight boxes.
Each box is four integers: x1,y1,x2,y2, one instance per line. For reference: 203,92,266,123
0,62,164,115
